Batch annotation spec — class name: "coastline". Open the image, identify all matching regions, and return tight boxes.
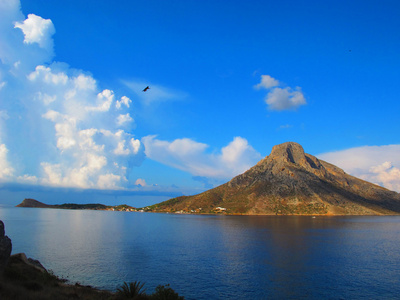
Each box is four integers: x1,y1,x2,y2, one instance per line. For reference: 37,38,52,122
15,198,400,216
1,252,184,300
1,252,115,300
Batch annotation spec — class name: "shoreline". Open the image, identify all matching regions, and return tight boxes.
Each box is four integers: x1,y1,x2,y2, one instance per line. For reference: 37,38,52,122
1,252,184,299
14,198,400,216
15,206,400,217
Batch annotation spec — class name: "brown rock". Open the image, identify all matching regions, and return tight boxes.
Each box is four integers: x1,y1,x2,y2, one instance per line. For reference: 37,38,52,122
10,253,47,273
16,198,51,208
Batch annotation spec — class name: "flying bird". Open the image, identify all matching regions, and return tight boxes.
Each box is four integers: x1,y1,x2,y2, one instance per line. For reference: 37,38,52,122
142,86,150,92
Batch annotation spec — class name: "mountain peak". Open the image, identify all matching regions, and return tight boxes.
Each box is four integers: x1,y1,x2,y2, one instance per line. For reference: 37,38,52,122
151,142,400,215
16,199,50,208
270,142,307,164
256,142,326,177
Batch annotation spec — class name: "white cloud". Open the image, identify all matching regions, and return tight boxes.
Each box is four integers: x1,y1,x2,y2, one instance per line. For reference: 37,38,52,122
86,89,114,112
14,13,55,52
114,140,130,155
16,174,38,184
142,136,262,181
130,138,141,154
0,2,145,189
254,75,280,89
220,137,263,177
28,65,68,85
97,174,123,190
116,113,133,126
368,162,400,192
37,93,56,105
40,152,109,189
115,96,131,109
0,144,14,180
135,178,147,186
265,87,306,111
0,0,40,71
318,145,400,192
254,75,307,111
73,74,96,91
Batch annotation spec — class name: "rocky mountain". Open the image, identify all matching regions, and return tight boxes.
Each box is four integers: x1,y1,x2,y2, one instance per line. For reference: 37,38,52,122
16,198,52,208
150,142,400,215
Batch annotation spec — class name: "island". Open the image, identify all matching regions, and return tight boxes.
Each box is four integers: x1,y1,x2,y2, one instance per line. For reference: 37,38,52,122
16,143,400,216
16,198,142,212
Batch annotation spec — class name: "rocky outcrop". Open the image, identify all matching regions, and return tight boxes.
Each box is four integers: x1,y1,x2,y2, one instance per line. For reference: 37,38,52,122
151,142,400,215
16,198,52,208
10,253,47,273
0,220,12,274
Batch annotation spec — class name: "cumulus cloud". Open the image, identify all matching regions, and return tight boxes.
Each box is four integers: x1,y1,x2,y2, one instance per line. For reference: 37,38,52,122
0,4,55,70
0,144,14,180
135,178,147,187
116,96,131,109
0,1,145,190
254,75,280,89
142,136,262,181
254,75,306,111
14,13,55,52
368,162,400,192
116,113,133,126
318,145,400,192
265,87,306,111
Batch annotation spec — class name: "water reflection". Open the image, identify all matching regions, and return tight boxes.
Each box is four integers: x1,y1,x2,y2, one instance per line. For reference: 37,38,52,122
1,208,400,299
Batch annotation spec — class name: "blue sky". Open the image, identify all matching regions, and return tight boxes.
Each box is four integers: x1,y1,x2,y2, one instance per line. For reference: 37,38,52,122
1,0,400,206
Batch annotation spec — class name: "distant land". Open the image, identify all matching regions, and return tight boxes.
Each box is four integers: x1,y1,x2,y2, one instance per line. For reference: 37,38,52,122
16,198,139,212
149,142,400,215
17,142,400,216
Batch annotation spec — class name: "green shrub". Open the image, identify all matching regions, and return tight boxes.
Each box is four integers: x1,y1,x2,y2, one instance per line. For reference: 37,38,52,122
150,284,184,300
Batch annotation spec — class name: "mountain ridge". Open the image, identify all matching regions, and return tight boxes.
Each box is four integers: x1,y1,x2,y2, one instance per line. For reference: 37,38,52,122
150,142,400,215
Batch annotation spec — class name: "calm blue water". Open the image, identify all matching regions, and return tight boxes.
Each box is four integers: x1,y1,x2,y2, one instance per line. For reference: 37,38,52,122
1,206,400,299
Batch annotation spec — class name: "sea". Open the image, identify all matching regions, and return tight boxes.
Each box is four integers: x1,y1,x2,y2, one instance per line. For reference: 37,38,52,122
1,206,400,299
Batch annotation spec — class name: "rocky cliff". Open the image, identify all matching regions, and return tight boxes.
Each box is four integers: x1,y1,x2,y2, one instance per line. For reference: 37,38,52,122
150,142,400,215
0,220,12,274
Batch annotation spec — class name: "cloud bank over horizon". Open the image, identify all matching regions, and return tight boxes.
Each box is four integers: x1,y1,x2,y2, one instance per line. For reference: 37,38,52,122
319,145,400,192
142,136,262,181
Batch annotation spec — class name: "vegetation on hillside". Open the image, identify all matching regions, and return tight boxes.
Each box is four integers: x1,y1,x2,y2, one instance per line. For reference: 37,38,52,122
16,199,139,212
0,255,184,300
